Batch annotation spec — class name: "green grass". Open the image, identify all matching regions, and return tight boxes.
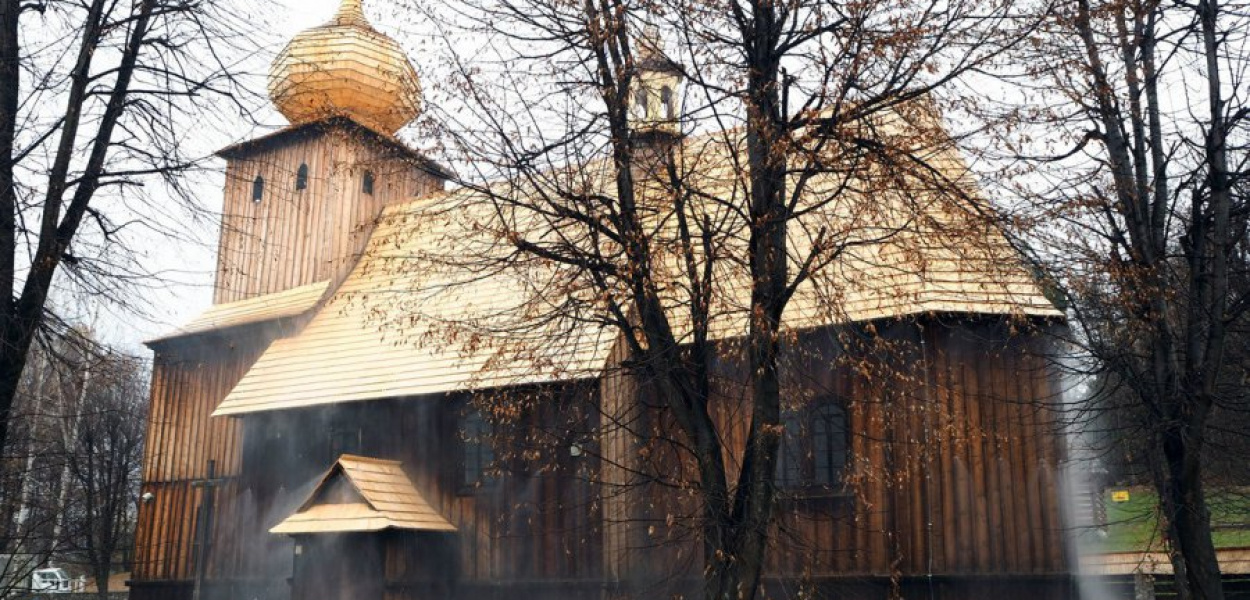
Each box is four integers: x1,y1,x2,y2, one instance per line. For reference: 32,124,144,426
1101,487,1250,553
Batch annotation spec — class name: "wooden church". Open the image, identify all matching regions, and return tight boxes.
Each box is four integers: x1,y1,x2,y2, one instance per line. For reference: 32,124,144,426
131,1,1075,599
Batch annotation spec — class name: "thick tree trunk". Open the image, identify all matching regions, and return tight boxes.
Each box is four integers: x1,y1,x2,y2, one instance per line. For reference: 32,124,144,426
1157,418,1224,600
1160,1,1235,599
1074,1,1231,597
95,566,110,600
701,4,790,600
0,324,38,460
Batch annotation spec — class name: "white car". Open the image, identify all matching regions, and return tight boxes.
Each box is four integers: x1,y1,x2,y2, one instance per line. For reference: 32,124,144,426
30,568,70,593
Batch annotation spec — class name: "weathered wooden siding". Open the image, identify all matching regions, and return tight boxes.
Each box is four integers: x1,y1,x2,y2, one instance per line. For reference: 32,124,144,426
136,315,1069,600
214,126,442,304
763,319,1068,577
220,390,604,600
132,334,268,586
601,317,1069,589
599,336,644,584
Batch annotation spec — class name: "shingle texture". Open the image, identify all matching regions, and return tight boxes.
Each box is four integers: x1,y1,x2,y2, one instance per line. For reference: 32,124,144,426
148,280,330,344
270,455,456,534
216,107,1060,417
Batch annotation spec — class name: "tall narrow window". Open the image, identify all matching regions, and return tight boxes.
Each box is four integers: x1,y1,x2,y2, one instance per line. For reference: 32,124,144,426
634,88,649,118
461,410,494,490
776,411,803,489
661,86,674,119
776,398,849,493
811,404,848,486
251,175,264,203
362,170,375,195
296,163,309,191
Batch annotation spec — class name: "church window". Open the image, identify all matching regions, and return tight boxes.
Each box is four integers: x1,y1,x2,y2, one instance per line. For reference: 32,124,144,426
461,410,495,491
251,175,264,203
661,85,674,119
296,163,308,191
776,398,849,493
362,170,375,195
634,88,649,118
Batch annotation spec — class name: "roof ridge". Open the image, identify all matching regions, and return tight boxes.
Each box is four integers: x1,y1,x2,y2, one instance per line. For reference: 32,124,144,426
337,453,402,465
215,116,453,179
375,127,751,219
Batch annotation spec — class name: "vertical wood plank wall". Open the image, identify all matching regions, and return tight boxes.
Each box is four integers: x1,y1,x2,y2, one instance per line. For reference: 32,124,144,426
764,319,1068,577
226,394,605,599
215,126,443,304
601,317,1069,588
136,317,1069,600
132,335,269,587
600,336,647,583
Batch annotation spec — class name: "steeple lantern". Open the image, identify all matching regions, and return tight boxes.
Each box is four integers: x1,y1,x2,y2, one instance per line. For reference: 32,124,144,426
630,28,684,137
209,0,448,305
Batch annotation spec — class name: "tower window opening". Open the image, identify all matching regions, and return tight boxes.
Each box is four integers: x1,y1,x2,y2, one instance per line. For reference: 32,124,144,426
634,88,649,118
251,175,264,203
296,163,308,191
362,170,375,195
661,86,674,119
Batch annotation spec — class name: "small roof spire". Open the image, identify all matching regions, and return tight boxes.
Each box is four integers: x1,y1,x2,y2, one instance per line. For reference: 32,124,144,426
637,26,663,62
635,25,680,75
333,0,368,27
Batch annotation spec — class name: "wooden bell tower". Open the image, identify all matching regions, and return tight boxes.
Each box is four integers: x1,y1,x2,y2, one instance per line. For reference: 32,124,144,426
212,122,446,304
211,0,445,303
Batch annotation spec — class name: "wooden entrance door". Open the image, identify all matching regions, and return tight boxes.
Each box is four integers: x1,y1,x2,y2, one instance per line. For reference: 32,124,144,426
291,533,384,600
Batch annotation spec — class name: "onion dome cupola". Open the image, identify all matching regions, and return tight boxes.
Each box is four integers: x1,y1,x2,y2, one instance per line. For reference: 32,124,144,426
629,26,684,136
268,0,423,134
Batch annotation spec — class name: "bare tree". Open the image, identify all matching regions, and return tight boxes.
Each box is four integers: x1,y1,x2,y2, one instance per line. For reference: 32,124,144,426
0,0,257,464
0,335,81,599
390,1,1047,598
971,1,1250,598
60,351,146,600
0,327,129,599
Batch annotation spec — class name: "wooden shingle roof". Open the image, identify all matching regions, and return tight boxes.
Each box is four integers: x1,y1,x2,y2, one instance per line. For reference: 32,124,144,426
270,455,455,535
215,110,1060,416
212,190,618,416
215,116,452,179
147,280,331,346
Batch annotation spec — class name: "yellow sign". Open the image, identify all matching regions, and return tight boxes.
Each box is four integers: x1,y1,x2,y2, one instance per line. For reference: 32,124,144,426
1111,490,1130,503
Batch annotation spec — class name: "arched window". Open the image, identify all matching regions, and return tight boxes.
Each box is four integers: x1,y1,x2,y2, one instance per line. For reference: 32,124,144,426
251,175,264,203
295,163,308,191
776,398,849,492
661,85,674,119
362,170,375,195
461,410,495,490
634,88,649,118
